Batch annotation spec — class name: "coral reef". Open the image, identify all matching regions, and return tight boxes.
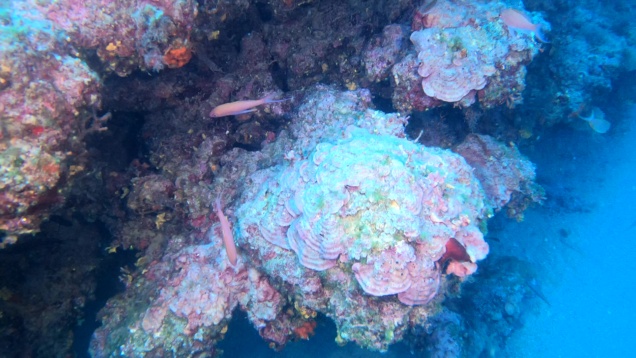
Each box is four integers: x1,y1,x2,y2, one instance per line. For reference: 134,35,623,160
89,87,540,355
0,2,101,239
520,0,636,128
91,230,284,356
235,125,491,349
405,256,546,357
363,24,408,83
4,0,631,356
392,0,547,111
454,134,544,215
39,0,197,75
0,0,195,240
237,125,490,297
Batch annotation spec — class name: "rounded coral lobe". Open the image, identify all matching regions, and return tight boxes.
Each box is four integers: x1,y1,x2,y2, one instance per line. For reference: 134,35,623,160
238,127,490,306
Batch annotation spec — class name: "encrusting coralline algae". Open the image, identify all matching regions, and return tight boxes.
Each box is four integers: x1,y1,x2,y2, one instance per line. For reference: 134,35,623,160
236,126,491,349
89,87,542,355
8,0,618,354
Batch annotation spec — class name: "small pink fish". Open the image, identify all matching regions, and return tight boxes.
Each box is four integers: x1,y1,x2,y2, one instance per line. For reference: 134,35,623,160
500,9,549,43
209,93,287,117
215,195,238,266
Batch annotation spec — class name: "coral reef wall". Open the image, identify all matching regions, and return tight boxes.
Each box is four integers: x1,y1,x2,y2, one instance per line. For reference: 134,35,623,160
88,87,541,356
0,0,633,356
392,0,546,111
1,0,196,240
520,0,636,127
0,2,101,238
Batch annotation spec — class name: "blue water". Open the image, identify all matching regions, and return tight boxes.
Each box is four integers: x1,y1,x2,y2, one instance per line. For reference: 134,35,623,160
505,105,636,357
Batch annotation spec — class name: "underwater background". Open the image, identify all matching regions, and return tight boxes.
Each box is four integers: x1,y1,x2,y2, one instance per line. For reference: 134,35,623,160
0,0,634,357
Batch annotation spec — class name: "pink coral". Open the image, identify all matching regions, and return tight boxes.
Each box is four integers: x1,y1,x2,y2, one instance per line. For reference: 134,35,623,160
287,219,341,270
411,27,495,105
141,242,247,336
89,88,544,355
0,1,101,238
238,126,491,313
352,246,414,296
396,0,546,110
410,26,500,107
397,252,441,305
363,24,407,82
39,0,197,75
454,134,543,212
390,54,442,112
241,268,285,328
139,228,284,336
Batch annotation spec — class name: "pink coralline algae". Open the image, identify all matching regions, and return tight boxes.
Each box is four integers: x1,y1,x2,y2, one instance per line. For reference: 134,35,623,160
363,24,408,83
230,88,538,350
236,121,491,347
140,240,282,336
1,0,197,241
89,87,541,354
454,134,544,214
38,0,197,75
393,0,548,111
411,26,491,105
1,2,101,239
140,243,243,336
91,228,284,356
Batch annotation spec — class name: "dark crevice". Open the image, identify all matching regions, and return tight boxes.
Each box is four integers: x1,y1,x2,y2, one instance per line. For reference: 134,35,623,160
270,61,290,92
73,246,138,358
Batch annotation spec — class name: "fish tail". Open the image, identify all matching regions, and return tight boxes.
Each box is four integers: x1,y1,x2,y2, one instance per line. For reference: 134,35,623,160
261,91,292,104
534,24,550,43
260,92,277,102
590,118,611,134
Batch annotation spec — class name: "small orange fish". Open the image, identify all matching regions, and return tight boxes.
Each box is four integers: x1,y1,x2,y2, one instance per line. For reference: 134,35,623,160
500,9,549,43
209,93,287,117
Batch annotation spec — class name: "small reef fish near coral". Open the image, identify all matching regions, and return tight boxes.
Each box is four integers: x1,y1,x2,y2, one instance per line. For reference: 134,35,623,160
578,107,612,134
214,196,238,266
209,93,289,117
500,8,549,43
